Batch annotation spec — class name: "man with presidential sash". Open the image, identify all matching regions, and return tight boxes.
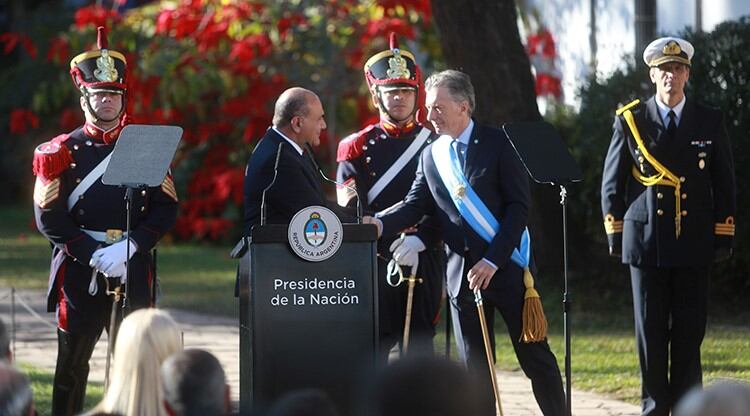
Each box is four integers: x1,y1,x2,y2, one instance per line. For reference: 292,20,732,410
336,33,444,358
601,37,736,415
370,69,566,415
32,27,178,415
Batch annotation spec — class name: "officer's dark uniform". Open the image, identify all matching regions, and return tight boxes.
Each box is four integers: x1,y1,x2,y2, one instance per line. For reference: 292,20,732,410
32,27,178,416
337,35,444,357
601,37,735,416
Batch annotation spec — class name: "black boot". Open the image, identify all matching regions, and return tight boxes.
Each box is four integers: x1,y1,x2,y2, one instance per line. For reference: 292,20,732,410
51,328,100,416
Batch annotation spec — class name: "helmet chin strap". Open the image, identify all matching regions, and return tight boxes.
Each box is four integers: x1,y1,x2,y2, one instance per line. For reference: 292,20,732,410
82,87,126,125
376,87,417,125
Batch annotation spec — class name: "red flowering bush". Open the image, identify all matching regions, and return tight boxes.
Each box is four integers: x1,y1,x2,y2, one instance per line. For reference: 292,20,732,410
3,0,436,241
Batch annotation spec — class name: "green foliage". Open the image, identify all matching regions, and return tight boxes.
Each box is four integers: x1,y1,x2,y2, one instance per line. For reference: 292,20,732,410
683,18,750,308
553,18,750,311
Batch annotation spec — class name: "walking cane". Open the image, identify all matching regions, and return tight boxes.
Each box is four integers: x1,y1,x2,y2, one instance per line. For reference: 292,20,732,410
401,259,421,355
475,289,504,416
104,280,123,392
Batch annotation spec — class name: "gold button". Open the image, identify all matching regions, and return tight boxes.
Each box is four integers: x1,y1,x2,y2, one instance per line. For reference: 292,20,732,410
76,178,81,183
657,209,664,216
657,192,663,199
680,176,686,183
682,210,687,216
140,206,146,212
78,194,84,200
70,163,77,169
370,172,376,177
78,209,85,215
681,193,687,199
141,190,147,196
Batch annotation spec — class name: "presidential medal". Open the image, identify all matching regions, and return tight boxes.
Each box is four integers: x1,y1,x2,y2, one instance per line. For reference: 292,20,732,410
453,184,466,198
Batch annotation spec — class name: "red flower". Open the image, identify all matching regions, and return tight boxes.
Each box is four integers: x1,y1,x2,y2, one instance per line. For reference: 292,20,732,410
9,109,39,135
46,36,69,64
59,108,82,131
0,32,38,58
74,5,121,29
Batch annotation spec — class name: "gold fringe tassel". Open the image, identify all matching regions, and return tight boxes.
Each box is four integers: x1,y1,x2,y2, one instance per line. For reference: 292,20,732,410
520,267,548,343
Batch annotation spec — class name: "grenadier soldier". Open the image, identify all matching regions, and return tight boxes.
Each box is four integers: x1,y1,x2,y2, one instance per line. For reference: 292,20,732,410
601,37,736,415
336,34,445,357
32,27,178,415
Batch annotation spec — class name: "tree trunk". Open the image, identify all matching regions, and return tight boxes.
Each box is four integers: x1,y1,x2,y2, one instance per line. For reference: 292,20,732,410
431,0,563,277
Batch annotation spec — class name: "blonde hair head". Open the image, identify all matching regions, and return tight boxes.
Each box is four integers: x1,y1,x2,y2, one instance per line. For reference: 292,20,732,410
95,308,182,416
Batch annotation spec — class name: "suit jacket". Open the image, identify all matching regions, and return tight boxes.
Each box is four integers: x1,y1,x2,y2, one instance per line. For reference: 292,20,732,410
243,128,354,236
601,96,736,267
378,121,530,295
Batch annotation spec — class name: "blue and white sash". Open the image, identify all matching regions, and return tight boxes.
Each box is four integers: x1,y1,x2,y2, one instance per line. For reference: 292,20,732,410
430,135,531,268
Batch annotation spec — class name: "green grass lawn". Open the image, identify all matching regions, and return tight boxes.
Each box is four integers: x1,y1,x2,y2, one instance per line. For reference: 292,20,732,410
20,363,103,416
2,204,749,411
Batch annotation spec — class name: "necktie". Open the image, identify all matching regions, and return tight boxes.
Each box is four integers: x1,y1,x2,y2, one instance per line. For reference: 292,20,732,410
454,141,467,171
666,110,677,141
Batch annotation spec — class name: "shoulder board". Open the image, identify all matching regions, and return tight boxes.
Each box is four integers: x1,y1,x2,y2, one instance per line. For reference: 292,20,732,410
616,99,642,116
32,134,73,181
336,124,377,162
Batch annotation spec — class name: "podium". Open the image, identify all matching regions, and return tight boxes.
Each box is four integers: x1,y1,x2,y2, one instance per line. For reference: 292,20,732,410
239,223,378,415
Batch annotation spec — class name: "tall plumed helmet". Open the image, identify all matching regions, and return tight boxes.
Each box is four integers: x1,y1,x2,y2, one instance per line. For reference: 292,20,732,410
364,33,421,93
69,26,127,94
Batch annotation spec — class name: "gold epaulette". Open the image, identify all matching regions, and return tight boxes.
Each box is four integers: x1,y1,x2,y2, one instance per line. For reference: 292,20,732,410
616,99,641,116
715,216,735,236
604,213,623,234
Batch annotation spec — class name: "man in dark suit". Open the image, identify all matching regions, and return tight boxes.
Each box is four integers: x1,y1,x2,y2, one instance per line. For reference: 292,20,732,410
243,87,355,235
369,70,565,415
601,37,736,416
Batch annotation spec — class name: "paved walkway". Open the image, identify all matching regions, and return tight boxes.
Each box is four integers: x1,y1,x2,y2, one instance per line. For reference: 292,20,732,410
1,289,640,415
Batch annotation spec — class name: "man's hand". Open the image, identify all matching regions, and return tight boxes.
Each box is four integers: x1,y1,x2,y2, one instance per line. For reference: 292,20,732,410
363,216,383,238
389,235,426,267
467,259,498,291
90,239,137,277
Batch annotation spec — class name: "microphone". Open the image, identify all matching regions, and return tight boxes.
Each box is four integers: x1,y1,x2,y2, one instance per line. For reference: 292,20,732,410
304,142,363,223
260,142,284,226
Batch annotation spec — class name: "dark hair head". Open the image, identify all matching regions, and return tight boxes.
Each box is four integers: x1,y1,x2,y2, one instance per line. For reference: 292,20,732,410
161,349,227,416
266,389,339,416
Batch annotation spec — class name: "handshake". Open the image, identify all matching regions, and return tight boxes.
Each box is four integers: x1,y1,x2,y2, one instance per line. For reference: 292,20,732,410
88,239,138,283
363,216,425,267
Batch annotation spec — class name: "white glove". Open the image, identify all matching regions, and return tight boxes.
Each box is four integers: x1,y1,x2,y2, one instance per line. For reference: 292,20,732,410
90,239,137,278
389,235,426,268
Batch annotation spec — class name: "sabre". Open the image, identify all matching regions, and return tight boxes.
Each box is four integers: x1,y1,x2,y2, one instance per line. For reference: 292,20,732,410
103,278,125,392
401,259,421,355
474,289,504,416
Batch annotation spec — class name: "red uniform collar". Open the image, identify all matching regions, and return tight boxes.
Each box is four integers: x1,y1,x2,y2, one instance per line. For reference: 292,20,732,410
82,117,128,144
380,117,418,138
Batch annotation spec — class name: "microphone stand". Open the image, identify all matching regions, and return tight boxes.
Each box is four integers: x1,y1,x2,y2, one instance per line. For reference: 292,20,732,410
304,143,362,223
260,142,284,226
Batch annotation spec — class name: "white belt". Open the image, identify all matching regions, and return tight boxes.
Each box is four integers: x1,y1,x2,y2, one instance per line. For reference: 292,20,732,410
82,229,128,243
